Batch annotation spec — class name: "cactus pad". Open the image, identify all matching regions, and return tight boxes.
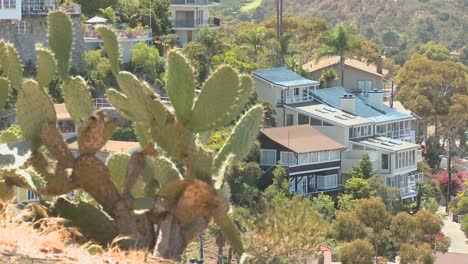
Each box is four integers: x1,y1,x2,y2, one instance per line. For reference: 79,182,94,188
97,27,120,77
16,80,56,145
36,45,57,88
213,104,263,171
106,153,130,194
166,52,195,124
0,42,23,90
48,11,72,80
188,66,240,132
0,140,32,169
0,180,15,201
0,77,9,115
153,156,183,186
62,76,95,124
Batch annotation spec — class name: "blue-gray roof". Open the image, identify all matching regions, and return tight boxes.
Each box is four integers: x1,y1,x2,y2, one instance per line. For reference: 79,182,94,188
311,87,415,123
253,67,319,88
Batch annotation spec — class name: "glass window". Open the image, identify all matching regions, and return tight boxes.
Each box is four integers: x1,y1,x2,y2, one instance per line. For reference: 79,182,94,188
15,21,32,34
298,153,308,164
358,80,372,91
294,88,299,96
330,150,340,160
317,174,338,189
280,151,296,166
286,114,294,126
381,154,389,170
318,151,329,162
289,177,295,192
260,149,276,165
323,121,333,126
309,152,318,162
298,113,309,125
308,175,316,189
302,177,308,194
27,190,39,201
310,117,322,126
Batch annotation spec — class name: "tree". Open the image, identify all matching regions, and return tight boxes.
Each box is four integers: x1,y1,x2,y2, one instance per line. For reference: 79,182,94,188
241,25,266,63
417,41,450,61
354,197,389,232
81,48,113,97
337,193,357,212
367,176,402,213
241,195,328,262
349,153,373,179
0,13,264,259
399,243,434,264
310,193,336,221
315,23,360,87
344,177,374,199
320,68,338,88
111,124,137,141
131,42,160,75
461,214,468,238
395,54,467,147
390,212,417,246
334,211,366,241
98,6,117,24
339,239,374,264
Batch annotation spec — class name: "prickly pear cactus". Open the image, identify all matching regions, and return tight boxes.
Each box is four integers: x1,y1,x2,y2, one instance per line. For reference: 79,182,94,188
0,10,263,260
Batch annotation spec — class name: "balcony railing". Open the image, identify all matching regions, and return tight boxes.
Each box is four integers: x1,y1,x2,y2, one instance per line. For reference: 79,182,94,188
173,17,221,28
170,0,220,5
22,3,80,16
376,128,413,140
84,27,151,40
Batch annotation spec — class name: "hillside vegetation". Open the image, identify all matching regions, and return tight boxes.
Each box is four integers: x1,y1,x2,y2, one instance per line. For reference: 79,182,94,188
246,0,466,61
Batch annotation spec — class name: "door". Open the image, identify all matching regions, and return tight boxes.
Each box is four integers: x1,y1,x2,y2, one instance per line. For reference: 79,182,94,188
187,31,193,42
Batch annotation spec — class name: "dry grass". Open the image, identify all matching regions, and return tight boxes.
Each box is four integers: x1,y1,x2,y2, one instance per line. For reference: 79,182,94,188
0,201,174,264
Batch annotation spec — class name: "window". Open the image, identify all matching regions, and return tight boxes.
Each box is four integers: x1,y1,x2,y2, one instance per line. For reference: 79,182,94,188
14,21,32,34
298,153,308,164
2,0,16,8
323,121,333,126
280,151,296,166
27,190,39,201
310,117,322,126
358,80,372,91
330,150,340,160
350,125,372,139
289,177,295,192
381,154,389,170
318,151,329,162
286,114,294,126
301,177,308,194
294,88,299,96
308,175,316,189
298,113,309,125
260,149,276,165
317,174,338,189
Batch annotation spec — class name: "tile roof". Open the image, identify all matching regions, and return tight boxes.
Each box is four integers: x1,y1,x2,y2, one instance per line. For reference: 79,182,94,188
311,87,415,123
302,56,389,77
69,140,141,153
260,125,345,153
288,103,373,127
351,136,420,152
54,104,71,120
435,252,468,264
253,67,319,88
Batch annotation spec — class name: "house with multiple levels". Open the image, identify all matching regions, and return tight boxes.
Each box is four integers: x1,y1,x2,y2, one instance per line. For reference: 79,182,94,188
0,1,83,68
302,56,388,92
259,125,345,196
253,67,423,201
169,0,220,44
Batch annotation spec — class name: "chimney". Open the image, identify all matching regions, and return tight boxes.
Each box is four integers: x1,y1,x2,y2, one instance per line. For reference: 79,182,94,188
340,94,356,114
376,56,383,75
367,90,384,111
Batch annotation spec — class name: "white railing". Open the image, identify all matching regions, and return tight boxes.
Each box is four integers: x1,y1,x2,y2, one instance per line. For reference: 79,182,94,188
376,128,413,140
94,98,113,109
399,171,423,198
84,27,151,40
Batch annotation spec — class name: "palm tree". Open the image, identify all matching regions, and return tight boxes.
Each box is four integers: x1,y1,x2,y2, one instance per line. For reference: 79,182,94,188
315,23,360,87
243,26,265,63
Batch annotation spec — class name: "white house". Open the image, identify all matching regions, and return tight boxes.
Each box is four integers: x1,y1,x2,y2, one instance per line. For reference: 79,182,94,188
169,0,220,44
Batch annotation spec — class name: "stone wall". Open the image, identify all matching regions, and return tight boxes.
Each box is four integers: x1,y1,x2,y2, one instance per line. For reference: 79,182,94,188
0,14,85,72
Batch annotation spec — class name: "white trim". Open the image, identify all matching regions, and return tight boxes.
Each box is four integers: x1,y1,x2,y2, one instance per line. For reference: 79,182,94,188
290,158,341,168
289,166,340,176
260,148,277,166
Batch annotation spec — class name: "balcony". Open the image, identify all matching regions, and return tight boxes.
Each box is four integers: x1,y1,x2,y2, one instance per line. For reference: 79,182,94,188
22,3,80,16
376,128,415,142
170,0,220,6
172,17,221,29
84,26,152,43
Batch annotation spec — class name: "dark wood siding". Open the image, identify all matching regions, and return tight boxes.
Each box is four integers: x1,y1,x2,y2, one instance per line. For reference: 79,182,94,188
287,161,341,174
258,133,294,162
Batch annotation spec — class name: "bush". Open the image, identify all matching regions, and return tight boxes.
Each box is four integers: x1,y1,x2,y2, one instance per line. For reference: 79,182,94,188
339,239,374,264
461,215,468,238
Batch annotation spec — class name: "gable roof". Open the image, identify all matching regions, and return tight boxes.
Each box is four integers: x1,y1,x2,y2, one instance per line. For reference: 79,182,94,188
311,87,415,123
69,140,141,154
260,125,345,153
252,67,319,88
302,56,388,77
288,103,373,127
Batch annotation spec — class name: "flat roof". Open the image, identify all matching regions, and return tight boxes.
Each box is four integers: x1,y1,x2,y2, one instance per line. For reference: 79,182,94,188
261,125,345,153
54,104,71,120
351,136,420,152
253,67,319,88
289,103,374,127
68,140,141,153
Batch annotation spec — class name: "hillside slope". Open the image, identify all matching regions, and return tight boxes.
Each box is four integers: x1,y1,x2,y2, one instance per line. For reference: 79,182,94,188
254,0,466,50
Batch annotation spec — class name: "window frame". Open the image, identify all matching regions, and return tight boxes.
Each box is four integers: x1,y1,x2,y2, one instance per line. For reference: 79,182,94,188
260,149,276,166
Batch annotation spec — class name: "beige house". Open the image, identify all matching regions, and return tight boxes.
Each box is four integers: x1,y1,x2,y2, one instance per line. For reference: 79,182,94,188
302,56,388,92
69,140,141,163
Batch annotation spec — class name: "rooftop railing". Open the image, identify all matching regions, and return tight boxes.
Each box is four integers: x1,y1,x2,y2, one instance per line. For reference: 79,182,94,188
22,3,80,15
84,27,151,40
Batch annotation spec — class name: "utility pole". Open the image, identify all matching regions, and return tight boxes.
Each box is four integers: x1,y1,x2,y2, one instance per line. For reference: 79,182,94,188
446,135,452,213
